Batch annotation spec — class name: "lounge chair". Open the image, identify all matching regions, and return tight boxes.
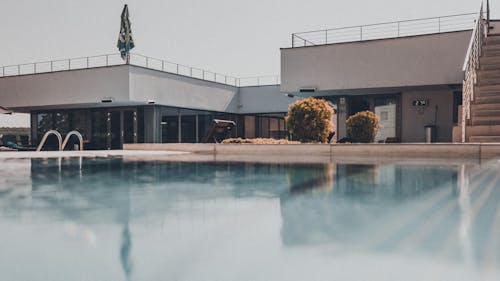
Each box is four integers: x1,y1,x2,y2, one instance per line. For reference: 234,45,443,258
201,119,236,143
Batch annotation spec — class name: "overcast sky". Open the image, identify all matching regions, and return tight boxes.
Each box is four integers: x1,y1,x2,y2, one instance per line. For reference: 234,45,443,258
0,0,495,127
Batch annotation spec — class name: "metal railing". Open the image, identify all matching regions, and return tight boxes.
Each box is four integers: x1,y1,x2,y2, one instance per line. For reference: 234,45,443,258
0,53,279,87
291,13,477,47
61,130,83,151
462,3,488,142
36,130,62,152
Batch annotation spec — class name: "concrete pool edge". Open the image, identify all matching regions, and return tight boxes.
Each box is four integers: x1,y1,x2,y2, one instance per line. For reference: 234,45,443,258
2,143,499,164
124,143,500,160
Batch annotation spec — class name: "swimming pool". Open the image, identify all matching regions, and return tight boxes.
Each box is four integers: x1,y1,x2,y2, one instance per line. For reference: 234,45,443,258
0,157,498,281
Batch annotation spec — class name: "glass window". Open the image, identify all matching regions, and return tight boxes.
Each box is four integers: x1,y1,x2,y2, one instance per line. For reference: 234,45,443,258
54,112,70,135
37,113,53,139
181,114,197,143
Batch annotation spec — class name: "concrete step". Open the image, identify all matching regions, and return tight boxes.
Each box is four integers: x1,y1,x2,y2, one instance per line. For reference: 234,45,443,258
478,76,500,85
483,44,500,57
471,108,500,117
478,69,500,79
469,135,500,143
474,95,500,104
486,34,500,45
476,84,500,95
471,102,500,111
463,125,500,138
471,115,500,125
480,63,500,71
480,55,500,66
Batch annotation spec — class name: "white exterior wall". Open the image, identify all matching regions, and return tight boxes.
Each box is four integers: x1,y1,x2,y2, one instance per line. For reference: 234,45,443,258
401,89,454,142
129,66,239,113
0,66,129,112
238,85,300,114
281,31,471,93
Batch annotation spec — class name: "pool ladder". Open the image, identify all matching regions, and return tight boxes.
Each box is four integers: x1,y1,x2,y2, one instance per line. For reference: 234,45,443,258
36,130,84,152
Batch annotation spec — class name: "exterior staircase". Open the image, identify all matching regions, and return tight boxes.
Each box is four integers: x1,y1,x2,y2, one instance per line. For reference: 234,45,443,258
461,22,500,142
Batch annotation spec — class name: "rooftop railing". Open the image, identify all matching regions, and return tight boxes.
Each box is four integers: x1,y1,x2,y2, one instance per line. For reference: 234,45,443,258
0,53,280,87
291,13,477,47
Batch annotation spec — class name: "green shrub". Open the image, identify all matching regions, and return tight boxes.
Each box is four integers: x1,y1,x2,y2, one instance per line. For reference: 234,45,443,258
285,97,333,143
346,111,379,143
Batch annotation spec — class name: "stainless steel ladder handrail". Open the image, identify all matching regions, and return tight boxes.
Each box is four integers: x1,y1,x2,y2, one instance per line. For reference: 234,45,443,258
61,130,84,151
36,130,63,151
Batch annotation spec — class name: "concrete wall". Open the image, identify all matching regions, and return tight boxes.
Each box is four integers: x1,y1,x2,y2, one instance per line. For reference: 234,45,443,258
129,66,239,113
401,89,454,142
281,31,471,93
0,66,129,111
237,85,300,114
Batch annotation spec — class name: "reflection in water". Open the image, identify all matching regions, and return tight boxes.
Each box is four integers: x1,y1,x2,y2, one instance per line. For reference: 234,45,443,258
0,158,498,281
121,225,133,281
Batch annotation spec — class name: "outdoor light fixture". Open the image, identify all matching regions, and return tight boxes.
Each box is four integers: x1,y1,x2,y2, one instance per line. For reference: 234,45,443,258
299,88,317,93
284,93,295,98
101,98,114,103
147,100,155,104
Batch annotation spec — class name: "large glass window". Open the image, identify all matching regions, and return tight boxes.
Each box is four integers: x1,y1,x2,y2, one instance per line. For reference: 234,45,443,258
181,110,197,143
71,110,91,140
91,111,109,150
54,112,70,135
37,113,54,140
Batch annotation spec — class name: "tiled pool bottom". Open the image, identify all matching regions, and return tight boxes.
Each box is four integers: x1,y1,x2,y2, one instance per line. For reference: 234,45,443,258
0,158,499,281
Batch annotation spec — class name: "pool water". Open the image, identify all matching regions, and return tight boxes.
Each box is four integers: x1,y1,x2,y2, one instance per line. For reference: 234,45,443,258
0,157,499,281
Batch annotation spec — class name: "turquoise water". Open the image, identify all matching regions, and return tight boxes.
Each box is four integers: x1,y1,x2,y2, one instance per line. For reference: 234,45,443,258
0,157,499,281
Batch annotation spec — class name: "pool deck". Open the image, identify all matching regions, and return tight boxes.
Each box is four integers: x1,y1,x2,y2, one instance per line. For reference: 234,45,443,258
2,143,500,165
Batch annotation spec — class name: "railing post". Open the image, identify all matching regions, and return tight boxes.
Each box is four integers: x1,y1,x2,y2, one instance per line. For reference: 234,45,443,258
325,29,328,44
397,22,400,37
34,63,37,74
438,17,441,32
1,66,3,76
86,57,89,68
106,55,109,66
190,67,192,77
225,75,227,84
17,65,20,75
176,64,179,74
292,34,295,47
360,26,363,40
50,61,53,72
68,59,71,70
257,77,260,85
162,60,165,71
202,70,205,80
146,57,149,68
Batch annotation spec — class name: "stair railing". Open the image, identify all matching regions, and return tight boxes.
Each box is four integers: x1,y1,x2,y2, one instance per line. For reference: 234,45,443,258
462,2,487,142
36,130,63,151
61,130,84,151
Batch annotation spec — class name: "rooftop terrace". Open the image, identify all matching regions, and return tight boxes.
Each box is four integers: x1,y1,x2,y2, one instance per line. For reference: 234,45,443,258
0,53,280,87
291,12,477,48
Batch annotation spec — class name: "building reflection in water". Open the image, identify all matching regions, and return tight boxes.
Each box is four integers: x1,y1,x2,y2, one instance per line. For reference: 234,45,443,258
0,157,498,278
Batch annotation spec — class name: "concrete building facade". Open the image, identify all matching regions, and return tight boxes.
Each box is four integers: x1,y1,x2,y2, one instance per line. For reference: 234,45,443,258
0,11,489,148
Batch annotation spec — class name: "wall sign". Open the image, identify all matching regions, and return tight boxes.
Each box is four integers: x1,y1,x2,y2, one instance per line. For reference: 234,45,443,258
412,100,428,107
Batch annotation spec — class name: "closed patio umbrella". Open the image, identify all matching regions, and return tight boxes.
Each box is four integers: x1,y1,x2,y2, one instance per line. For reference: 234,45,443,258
0,106,12,114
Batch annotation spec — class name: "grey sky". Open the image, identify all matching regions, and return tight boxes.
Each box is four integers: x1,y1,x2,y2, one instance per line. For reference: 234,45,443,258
0,0,495,127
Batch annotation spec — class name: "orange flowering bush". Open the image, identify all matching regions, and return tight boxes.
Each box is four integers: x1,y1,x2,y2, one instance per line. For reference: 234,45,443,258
346,111,379,143
285,97,333,143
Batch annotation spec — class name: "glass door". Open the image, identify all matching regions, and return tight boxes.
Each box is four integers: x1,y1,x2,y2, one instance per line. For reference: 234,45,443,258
123,110,137,144
374,97,397,142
